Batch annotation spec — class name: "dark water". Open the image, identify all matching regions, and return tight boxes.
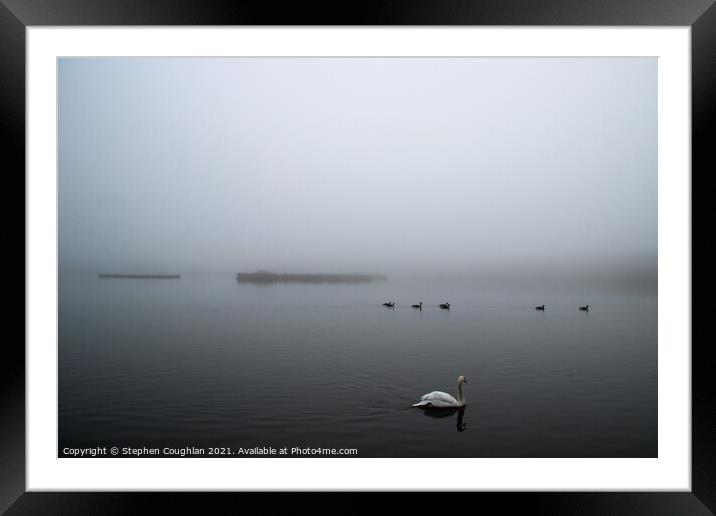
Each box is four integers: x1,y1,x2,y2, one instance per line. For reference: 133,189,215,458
59,273,657,457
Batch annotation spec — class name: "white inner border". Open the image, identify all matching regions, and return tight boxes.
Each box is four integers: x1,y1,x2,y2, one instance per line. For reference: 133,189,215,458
26,27,691,491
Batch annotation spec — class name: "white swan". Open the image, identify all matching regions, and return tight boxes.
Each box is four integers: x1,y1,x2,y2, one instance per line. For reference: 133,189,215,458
412,375,467,408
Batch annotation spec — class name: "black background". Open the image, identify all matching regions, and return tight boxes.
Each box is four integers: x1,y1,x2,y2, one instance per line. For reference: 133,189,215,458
3,0,713,513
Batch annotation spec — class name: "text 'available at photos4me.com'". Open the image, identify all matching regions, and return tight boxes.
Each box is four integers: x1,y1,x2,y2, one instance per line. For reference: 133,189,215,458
60,446,360,457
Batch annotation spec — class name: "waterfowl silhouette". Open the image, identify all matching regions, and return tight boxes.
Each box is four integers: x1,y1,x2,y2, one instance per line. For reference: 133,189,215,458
535,305,545,311
439,302,451,310
419,406,467,432
382,301,395,308
411,302,423,310
413,375,467,408
579,305,589,311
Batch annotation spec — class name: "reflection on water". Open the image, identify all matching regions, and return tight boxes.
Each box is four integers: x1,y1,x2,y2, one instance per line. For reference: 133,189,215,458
420,407,467,432
59,273,657,457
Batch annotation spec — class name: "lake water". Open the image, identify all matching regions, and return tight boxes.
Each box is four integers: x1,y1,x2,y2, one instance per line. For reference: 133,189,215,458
59,273,657,457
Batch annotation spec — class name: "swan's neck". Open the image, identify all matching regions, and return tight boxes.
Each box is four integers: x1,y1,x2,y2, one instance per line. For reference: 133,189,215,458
457,381,465,406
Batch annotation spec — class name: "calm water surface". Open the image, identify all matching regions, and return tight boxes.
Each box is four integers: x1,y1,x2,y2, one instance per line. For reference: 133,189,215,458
59,274,657,457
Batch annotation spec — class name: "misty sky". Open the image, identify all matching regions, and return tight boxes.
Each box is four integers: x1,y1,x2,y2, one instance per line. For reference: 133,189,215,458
58,57,656,275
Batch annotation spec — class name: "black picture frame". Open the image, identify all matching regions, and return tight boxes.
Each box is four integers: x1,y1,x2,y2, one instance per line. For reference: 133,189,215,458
5,1,712,513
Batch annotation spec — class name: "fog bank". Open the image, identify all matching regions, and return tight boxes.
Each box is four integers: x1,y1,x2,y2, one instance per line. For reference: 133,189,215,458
59,57,656,288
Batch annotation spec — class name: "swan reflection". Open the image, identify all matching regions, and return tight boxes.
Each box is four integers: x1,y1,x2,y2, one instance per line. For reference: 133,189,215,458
421,406,467,432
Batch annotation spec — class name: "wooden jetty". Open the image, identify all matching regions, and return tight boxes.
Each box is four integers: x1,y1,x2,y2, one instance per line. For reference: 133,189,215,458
236,271,387,284
98,274,181,279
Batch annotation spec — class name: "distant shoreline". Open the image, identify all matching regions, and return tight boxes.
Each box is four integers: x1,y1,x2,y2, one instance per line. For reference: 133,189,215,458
98,274,181,279
236,271,387,284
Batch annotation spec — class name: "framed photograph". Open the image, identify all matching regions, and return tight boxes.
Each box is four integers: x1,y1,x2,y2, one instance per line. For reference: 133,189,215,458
7,0,711,513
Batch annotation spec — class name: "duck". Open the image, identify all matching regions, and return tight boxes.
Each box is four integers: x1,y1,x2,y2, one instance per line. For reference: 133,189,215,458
412,375,467,408
439,302,450,310
579,305,589,311
535,305,545,311
382,301,395,308
411,302,423,310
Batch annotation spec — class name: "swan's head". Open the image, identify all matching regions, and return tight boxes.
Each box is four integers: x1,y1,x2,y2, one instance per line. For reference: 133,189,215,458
457,376,468,406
